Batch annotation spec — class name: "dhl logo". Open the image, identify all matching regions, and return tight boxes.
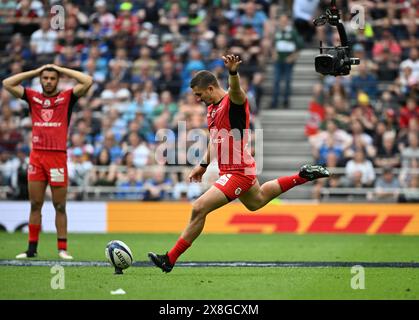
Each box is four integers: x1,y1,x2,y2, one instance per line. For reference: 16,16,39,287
107,203,419,235
228,214,413,234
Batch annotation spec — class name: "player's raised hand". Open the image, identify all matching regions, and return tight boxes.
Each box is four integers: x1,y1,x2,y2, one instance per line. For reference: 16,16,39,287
222,54,242,72
188,165,206,183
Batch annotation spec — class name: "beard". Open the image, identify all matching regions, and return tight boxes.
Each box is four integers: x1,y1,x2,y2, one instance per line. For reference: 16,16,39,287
42,84,57,94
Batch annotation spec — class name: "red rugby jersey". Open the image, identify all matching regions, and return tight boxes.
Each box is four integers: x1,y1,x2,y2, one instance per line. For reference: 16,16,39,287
206,94,256,173
22,88,78,151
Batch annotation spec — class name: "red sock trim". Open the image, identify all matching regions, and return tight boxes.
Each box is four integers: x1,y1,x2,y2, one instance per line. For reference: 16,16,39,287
167,237,191,265
28,224,41,242
57,238,67,251
277,174,308,193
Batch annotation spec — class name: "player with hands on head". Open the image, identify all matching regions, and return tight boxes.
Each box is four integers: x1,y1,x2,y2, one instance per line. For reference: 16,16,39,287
2,64,93,260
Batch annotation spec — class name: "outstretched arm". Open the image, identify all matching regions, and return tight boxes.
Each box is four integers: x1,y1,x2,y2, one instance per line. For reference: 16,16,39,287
2,66,45,98
222,54,247,105
48,64,93,97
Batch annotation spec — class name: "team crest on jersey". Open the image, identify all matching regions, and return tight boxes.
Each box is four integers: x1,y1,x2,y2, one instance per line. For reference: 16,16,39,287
41,109,54,122
43,99,51,108
211,109,217,118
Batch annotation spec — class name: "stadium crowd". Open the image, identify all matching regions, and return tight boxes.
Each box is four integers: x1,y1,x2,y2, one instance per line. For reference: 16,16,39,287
0,0,418,202
306,0,419,201
0,0,274,201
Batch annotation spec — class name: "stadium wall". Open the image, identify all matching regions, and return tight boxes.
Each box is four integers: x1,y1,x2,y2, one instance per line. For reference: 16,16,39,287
1,202,419,235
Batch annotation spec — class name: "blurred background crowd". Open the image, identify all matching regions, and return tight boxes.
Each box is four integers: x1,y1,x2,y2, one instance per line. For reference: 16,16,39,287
305,0,418,202
0,0,418,202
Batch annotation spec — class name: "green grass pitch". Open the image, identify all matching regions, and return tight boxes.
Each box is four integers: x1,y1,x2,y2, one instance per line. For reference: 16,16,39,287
0,232,419,299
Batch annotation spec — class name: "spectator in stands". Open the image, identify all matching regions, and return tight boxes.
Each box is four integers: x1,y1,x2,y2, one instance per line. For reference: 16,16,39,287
181,48,205,94
373,166,400,201
350,43,378,77
106,61,131,85
345,119,376,160
0,0,16,24
230,24,261,80
372,29,402,60
138,0,161,24
156,60,182,99
399,174,419,203
0,121,23,153
79,108,101,143
398,65,418,96
68,132,94,159
113,2,140,37
309,120,352,160
350,62,378,101
375,90,399,115
374,48,401,82
122,132,150,168
13,0,41,36
305,83,326,136
152,90,178,122
238,1,268,38
172,170,202,201
54,46,82,70
344,148,376,188
116,167,145,200
89,148,117,188
374,130,400,169
132,46,158,81
292,0,319,44
270,14,303,109
316,136,344,167
9,145,29,200
350,92,378,136
401,132,419,170
29,17,57,62
141,80,160,118
158,2,188,35
4,33,32,66
330,94,351,130
399,97,419,131
398,19,418,53
83,58,106,85
97,130,123,164
312,173,342,201
400,48,419,80
89,0,115,38
68,147,93,190
143,169,173,201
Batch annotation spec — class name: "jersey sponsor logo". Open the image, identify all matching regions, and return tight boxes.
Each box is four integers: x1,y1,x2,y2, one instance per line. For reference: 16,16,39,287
43,99,51,108
41,109,54,122
50,168,65,182
34,122,62,127
33,96,43,104
55,97,65,103
216,174,232,186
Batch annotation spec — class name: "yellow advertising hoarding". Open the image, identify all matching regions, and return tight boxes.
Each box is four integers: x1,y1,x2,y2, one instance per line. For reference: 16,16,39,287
107,202,419,235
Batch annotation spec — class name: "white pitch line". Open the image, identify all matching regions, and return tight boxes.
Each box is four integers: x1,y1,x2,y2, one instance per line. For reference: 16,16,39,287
1,260,419,268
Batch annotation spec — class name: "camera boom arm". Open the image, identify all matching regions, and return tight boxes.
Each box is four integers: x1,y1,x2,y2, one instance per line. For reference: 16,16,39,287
313,0,360,76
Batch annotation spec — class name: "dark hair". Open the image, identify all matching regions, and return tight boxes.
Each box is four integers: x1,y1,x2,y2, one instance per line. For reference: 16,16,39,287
190,70,219,89
41,68,60,77
96,148,111,166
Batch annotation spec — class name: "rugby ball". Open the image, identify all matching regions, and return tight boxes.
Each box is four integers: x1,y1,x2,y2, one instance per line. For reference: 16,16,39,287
105,240,133,270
